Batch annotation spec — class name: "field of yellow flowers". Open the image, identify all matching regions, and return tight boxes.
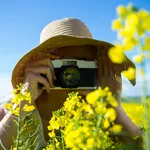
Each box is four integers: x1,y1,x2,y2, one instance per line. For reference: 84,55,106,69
122,102,145,128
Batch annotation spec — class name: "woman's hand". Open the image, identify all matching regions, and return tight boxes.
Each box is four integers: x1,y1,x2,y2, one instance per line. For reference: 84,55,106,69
22,58,56,103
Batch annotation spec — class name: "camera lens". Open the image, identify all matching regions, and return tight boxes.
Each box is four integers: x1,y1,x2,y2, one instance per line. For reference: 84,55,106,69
61,66,80,88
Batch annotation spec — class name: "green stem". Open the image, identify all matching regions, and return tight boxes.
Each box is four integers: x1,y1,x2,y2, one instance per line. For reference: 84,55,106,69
0,139,7,150
61,131,65,150
16,103,21,150
91,98,103,150
141,64,150,150
92,115,102,150
138,48,150,150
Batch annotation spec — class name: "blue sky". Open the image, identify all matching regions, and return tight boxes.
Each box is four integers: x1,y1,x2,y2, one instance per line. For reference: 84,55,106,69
0,0,150,99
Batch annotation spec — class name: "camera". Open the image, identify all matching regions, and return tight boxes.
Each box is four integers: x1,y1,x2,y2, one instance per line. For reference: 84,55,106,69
52,59,97,89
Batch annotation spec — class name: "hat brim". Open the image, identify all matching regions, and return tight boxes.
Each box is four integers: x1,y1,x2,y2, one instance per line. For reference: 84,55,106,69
11,35,134,88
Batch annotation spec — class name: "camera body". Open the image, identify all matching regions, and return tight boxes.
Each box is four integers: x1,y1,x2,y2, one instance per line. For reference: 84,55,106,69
52,59,97,89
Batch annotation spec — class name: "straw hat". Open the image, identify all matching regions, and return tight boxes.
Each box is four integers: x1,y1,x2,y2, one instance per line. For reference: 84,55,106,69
11,18,135,88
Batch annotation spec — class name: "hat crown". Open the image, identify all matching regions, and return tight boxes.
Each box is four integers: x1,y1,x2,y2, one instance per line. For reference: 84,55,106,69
40,18,93,44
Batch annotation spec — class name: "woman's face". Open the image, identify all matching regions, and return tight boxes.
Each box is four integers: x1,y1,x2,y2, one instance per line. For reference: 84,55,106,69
54,45,97,61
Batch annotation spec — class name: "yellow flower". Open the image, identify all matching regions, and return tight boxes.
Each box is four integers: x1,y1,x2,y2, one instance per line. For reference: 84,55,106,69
87,138,94,148
82,104,93,114
112,19,124,30
143,37,150,50
103,119,110,129
58,116,69,127
48,130,55,138
116,5,127,16
55,138,60,148
95,102,107,114
25,92,31,103
65,132,74,148
133,54,144,63
63,99,76,112
142,14,150,31
125,13,139,29
122,67,136,80
139,68,145,76
104,87,109,92
73,129,81,138
107,91,112,97
98,88,107,97
86,90,100,105
104,108,117,121
81,126,90,134
106,95,118,107
110,124,122,134
12,107,20,116
4,103,13,111
123,37,139,51
11,96,20,105
49,117,60,130
64,122,74,135
138,9,149,19
13,89,18,94
108,45,125,63
23,104,35,112
118,28,135,38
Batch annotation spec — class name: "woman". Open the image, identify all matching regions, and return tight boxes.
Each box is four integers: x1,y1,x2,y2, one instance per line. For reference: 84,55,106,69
0,18,142,149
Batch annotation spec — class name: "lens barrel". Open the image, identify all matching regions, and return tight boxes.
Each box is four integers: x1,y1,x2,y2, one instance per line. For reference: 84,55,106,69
60,66,81,88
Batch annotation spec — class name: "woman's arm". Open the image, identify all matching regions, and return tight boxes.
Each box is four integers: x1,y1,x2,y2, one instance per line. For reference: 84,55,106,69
113,94,143,147
0,58,55,149
96,57,142,144
115,103,141,138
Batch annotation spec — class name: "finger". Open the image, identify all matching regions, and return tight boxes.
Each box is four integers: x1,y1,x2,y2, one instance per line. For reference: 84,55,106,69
36,74,50,93
46,67,54,87
26,58,56,80
49,60,56,80
26,58,51,67
25,66,54,88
